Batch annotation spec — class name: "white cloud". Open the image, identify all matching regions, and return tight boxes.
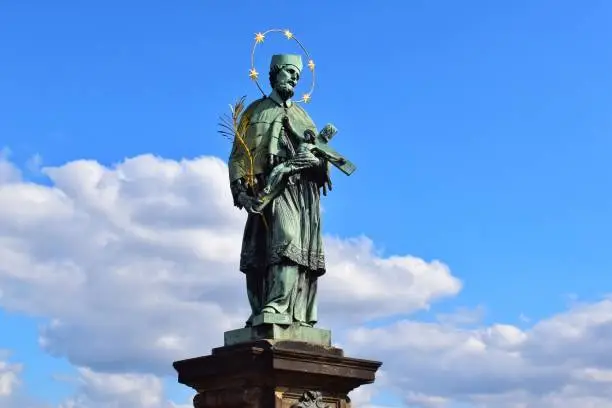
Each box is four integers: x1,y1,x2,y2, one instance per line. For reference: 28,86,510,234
0,155,249,375
0,353,46,408
404,392,448,408
1,153,611,407
323,237,460,323
346,299,612,407
25,153,43,175
0,154,459,406
0,354,21,397
436,305,486,326
0,148,21,184
58,368,175,408
54,368,194,408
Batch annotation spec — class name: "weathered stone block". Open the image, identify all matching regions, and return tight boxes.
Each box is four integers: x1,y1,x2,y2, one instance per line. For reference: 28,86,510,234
173,340,381,408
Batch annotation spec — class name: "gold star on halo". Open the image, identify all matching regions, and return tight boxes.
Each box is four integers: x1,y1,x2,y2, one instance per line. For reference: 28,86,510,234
283,29,293,39
307,59,315,71
249,68,259,80
254,32,265,43
302,93,311,103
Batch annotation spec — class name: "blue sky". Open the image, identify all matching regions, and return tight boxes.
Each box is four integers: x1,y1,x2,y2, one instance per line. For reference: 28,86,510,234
1,0,611,406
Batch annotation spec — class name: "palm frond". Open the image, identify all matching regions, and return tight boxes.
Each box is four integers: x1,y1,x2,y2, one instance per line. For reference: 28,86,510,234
218,96,255,187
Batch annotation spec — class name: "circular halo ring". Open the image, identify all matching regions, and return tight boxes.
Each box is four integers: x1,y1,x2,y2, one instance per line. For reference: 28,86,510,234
250,28,316,104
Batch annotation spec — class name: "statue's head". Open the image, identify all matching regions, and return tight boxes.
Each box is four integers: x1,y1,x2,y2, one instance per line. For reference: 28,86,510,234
269,54,303,101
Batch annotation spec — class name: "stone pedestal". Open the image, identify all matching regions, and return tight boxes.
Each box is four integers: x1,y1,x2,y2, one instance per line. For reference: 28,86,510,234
224,315,332,347
173,336,382,408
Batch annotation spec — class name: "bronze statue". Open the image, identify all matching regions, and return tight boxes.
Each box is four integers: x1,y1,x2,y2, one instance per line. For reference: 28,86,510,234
220,32,354,328
174,30,381,408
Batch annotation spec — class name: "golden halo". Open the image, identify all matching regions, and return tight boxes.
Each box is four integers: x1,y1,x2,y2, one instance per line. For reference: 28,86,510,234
250,28,316,104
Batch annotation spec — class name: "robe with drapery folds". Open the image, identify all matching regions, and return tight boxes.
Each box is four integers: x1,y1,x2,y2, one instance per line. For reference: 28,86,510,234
228,92,329,326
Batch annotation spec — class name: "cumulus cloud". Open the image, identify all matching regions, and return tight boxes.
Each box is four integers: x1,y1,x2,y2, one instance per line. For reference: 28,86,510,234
0,353,47,408
58,368,188,408
0,148,21,184
0,354,21,398
346,299,612,407
324,237,460,322
0,154,459,400
1,153,611,407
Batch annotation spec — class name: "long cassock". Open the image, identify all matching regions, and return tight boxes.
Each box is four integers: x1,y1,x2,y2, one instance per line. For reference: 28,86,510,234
228,90,329,326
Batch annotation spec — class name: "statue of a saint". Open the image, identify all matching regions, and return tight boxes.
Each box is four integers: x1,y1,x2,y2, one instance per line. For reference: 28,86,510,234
228,54,331,328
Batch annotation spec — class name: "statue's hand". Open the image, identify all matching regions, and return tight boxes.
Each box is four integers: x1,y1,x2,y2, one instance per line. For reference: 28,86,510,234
237,192,262,214
322,173,332,196
267,163,292,191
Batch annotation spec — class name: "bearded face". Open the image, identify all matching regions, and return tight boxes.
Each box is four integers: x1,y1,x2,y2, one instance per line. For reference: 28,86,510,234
272,65,300,101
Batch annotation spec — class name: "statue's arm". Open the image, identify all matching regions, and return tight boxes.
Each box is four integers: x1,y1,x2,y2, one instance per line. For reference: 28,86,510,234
290,134,332,191
230,178,248,209
228,102,268,211
230,178,264,214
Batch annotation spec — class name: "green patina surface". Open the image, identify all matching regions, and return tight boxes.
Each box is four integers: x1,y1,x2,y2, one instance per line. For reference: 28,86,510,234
224,323,332,347
224,52,356,341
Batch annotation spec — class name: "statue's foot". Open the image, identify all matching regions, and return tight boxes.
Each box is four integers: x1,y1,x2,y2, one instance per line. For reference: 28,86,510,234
245,313,255,328
260,306,276,314
298,322,314,327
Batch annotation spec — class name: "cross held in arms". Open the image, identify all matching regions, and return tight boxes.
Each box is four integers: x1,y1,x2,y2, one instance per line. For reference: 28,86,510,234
251,123,356,214
305,124,356,176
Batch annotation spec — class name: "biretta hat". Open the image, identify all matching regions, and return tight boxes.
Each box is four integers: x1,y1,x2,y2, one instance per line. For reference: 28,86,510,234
270,54,303,73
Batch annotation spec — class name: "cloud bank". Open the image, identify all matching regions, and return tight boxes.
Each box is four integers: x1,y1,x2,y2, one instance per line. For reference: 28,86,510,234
0,153,610,407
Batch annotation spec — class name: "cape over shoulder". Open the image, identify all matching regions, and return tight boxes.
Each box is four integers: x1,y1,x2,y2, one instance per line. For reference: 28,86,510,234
243,97,284,124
